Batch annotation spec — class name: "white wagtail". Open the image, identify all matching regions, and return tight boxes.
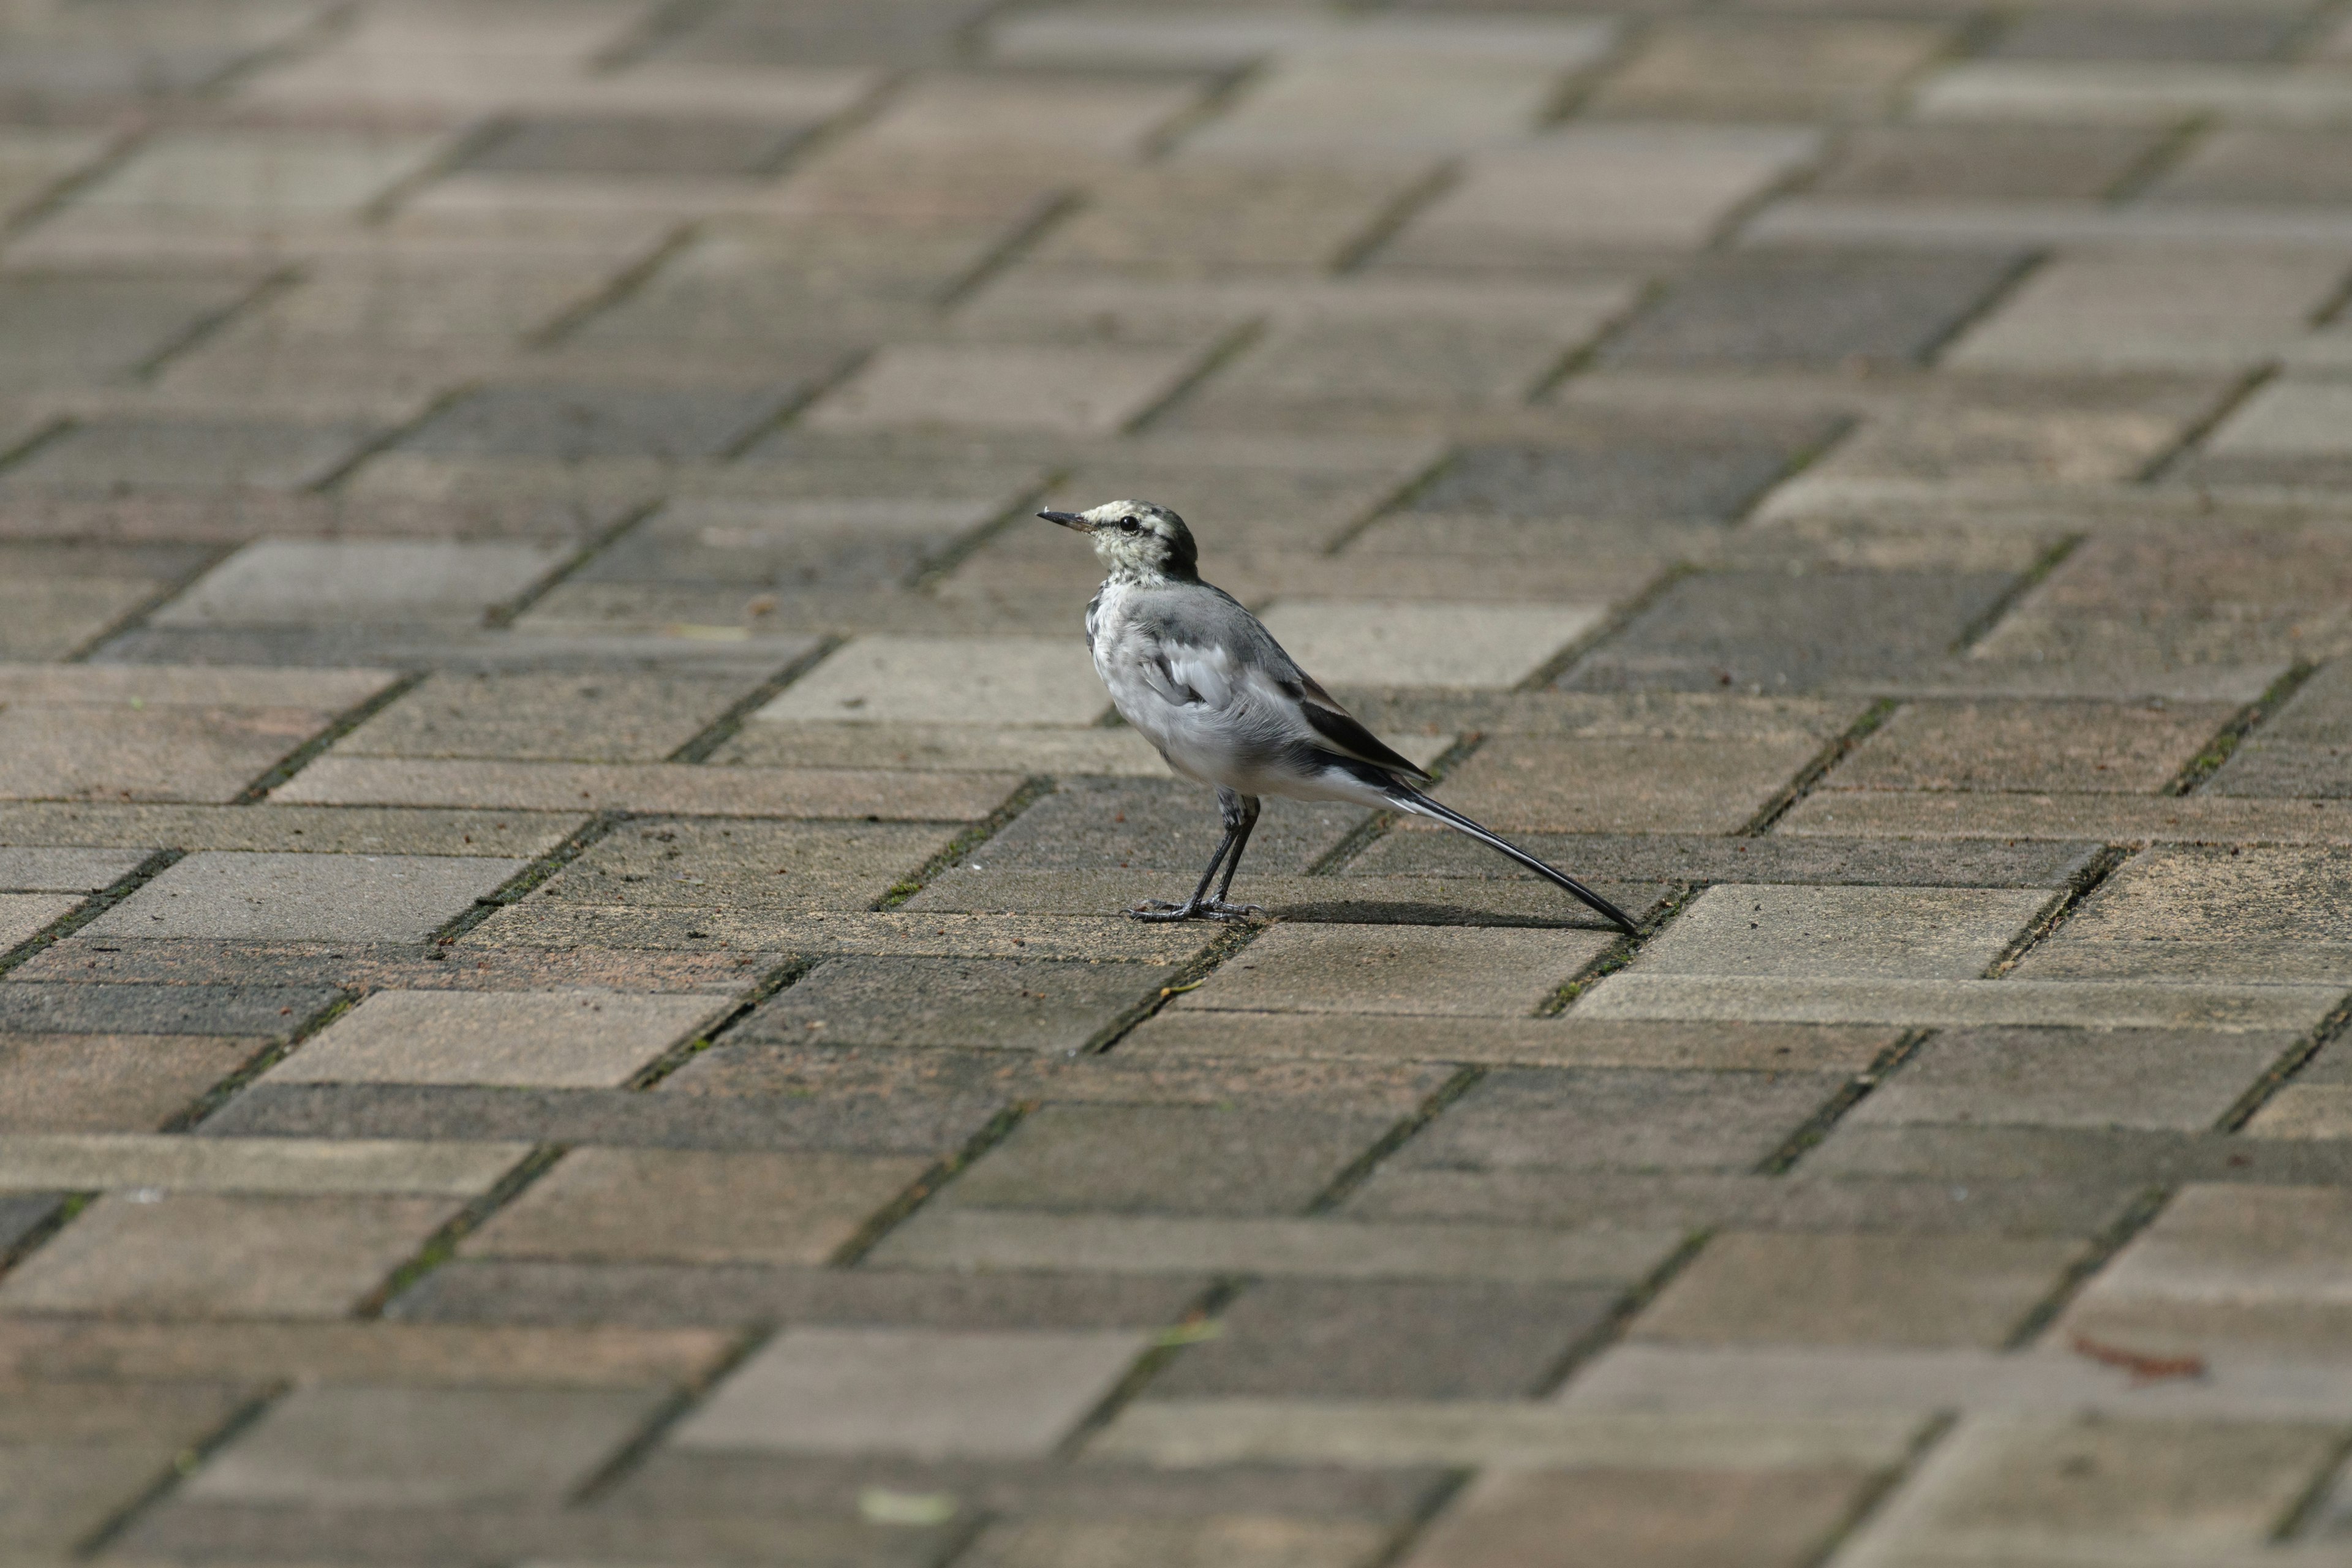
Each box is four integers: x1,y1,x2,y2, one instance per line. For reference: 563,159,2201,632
1039,499,1640,934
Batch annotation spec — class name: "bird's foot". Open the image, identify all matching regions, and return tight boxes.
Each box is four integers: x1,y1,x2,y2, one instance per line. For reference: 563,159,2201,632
1126,899,1267,923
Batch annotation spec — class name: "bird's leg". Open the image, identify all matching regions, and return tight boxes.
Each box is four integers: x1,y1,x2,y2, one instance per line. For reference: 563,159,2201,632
1130,789,1265,922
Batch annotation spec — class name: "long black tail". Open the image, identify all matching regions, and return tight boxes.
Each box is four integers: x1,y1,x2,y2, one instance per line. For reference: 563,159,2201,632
1387,785,1640,936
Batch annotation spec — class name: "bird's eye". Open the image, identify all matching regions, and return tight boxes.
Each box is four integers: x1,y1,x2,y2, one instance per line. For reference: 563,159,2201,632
1120,517,1141,533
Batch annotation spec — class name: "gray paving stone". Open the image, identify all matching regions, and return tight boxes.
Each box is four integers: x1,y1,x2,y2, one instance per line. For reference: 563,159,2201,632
2017,845,2352,984
0,846,148,892
1351,830,2100,889
2148,130,2352,205
464,115,812,176
0,802,581,859
334,669,767,762
651,0,996,67
151,540,565,626
0,1033,262,1132
673,1325,1150,1457
1829,698,2235,794
198,1081,1008,1157
965,1516,1391,1568
83,851,523,943
2209,660,2352,798
0,1192,458,1317
2057,1184,2352,1354
6,416,382,493
389,1260,1208,1330
184,1383,665,1505
943,1103,1396,1217
1404,418,1845,523
1403,1464,1878,1568
1177,924,1617,1017
1603,250,2024,368
737,956,1176,1053
1395,1068,1842,1176
1146,1279,1619,1401
1850,1027,2289,1133
527,818,955,914
265,989,723,1090
0,272,258,393
1806,125,2165,201
0,982,338,1038
1989,9,2307,62
401,378,826,462
1564,568,2024,693
1634,885,2050,982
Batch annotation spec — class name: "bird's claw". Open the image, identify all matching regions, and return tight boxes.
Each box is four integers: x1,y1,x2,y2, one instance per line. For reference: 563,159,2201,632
1126,899,1267,923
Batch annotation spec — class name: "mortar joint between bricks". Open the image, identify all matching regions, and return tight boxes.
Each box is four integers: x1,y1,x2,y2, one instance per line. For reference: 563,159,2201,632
1814,1410,1964,1567
2273,1423,2352,1544
1981,844,2131,980
1330,159,1458,277
0,1191,95,1286
167,988,361,1133
1738,695,1899,837
72,1382,288,1559
1526,559,1705,693
666,635,847,763
423,810,628,949
568,1316,782,1504
526,219,706,351
1308,1063,1486,1216
358,1143,570,1319
1088,916,1269,1057
829,1101,1037,1268
1053,1277,1248,1461
1366,1469,1478,1568
874,775,1057,913
2215,989,2352,1135
2140,361,2278,485
2166,659,2320,797
586,0,719,72
906,468,1072,594
1754,1027,1934,1178
1525,273,1677,404
64,544,241,663
1532,1228,1714,1400
2000,1186,2173,1352
627,954,823,1092
1317,443,1456,557
486,496,669,630
1123,318,1268,436
0,846,181,982
134,265,298,383
1948,533,2081,657
934,189,1084,312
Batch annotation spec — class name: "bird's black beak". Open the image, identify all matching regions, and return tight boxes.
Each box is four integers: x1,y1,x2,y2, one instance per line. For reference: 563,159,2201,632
1038,510,1092,532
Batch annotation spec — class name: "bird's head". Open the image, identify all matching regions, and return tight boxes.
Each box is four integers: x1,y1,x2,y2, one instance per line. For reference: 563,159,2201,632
1038,500,1197,581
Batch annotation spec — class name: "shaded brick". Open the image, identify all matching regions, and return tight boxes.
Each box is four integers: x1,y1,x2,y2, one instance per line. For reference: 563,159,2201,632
0,982,337,1038
465,115,811,176
979,777,1369,875
1850,1027,2287,1133
1178,924,1616,1017
402,379,820,462
1604,250,2024,368
1148,1278,1618,1400
1406,420,1843,523
738,956,1175,1053
0,1193,458,1317
1631,1232,2083,1349
1351,829,2100,889
1398,1067,1841,1175
943,1103,1396,1217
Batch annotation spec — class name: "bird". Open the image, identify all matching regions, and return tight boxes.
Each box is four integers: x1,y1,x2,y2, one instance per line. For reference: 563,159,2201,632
1038,499,1640,935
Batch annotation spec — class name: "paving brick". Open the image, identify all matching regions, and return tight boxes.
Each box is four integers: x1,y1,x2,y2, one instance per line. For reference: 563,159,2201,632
1395,1068,1842,1175
1257,602,1603,690
2057,1185,2352,1354
717,720,1170,777
1029,164,1423,274
672,1325,1149,1457
655,0,993,67
83,851,522,943
900,867,1665,930
1843,1412,2342,1561
1564,568,2022,693
1176,924,1617,1017
1575,974,2342,1033
1989,9,2307,63
266,989,722,1090
0,802,579,859
462,1147,928,1266
1429,733,1826,834
0,271,260,393
2211,657,2352,799
335,669,765,763
870,1209,1683,1285
1830,698,2233,794
1631,1232,2082,1348
0,892,75,949
737,956,1174,1052
0,846,148,892
153,540,564,626
1944,250,2349,374
1586,17,1950,119
1150,1278,1617,1401
0,1132,526,1196
965,1517,1391,1568
1852,1027,2288,1133
581,489,1023,592
274,756,1017,821
1126,1012,1897,1073
184,1384,664,1506
806,344,1201,435
1806,125,2165,201
1402,1465,1877,1568
466,115,811,176
2148,129,2352,205
0,1193,458,1317
1407,418,1844,523
1913,61,2352,128
2018,846,2352,984
5,416,382,494
402,378,822,462
944,1103,1395,1216
60,129,448,219
1382,125,1820,262
0,1034,261,1132
1604,250,2024,368
1638,886,2049,982
761,635,1107,726
0,981,337,1038
1352,827,2098,889
391,1259,1205,1331
531,818,955,914
0,664,398,805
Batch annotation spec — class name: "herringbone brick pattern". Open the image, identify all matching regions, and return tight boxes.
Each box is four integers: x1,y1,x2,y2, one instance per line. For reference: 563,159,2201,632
1,0,2350,1561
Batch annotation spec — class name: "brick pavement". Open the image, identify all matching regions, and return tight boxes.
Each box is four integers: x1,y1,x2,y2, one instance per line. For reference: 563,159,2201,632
0,0,2350,1561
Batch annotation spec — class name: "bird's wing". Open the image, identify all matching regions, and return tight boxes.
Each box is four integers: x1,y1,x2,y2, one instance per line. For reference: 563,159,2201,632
1289,669,1432,781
